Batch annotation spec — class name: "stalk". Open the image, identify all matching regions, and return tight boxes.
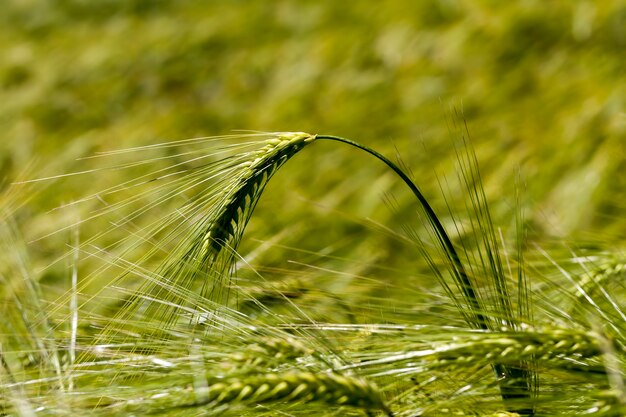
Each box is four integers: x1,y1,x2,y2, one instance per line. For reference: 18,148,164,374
315,135,486,329
315,135,533,415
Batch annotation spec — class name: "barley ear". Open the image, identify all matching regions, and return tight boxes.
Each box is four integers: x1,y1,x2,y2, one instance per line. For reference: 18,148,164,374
198,372,392,415
119,132,317,327
201,132,315,261
574,258,626,310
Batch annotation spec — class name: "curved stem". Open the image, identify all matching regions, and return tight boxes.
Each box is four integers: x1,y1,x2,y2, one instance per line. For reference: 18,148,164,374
316,135,534,415
315,134,487,330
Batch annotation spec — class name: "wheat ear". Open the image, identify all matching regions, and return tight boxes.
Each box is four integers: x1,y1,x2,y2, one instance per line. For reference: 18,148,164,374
118,371,392,415
226,336,312,371
575,259,626,305
200,132,315,260
126,132,317,326
202,372,390,412
353,327,602,373
424,328,602,371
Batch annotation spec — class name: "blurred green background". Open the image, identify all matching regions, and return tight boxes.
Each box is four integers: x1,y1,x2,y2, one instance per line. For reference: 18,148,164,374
0,1,624,305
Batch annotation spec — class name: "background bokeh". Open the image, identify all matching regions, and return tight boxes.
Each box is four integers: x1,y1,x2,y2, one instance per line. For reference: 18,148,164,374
0,1,624,308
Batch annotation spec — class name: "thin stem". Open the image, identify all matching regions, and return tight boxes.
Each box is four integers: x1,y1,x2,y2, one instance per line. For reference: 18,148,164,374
315,134,487,330
315,134,533,415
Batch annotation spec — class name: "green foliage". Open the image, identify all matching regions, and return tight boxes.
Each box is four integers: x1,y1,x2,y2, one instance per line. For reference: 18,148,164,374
1,1,625,416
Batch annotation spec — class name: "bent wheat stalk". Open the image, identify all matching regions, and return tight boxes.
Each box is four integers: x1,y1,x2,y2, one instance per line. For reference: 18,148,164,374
134,131,531,413
202,133,485,328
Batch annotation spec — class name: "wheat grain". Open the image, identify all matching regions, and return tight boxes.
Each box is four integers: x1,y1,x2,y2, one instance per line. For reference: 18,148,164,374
201,132,315,260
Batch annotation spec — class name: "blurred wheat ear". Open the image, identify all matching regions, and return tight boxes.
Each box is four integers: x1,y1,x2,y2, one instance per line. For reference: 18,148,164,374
196,372,392,415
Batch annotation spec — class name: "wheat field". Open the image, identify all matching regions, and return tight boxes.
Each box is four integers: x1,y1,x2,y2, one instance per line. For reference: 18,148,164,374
1,2,625,416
